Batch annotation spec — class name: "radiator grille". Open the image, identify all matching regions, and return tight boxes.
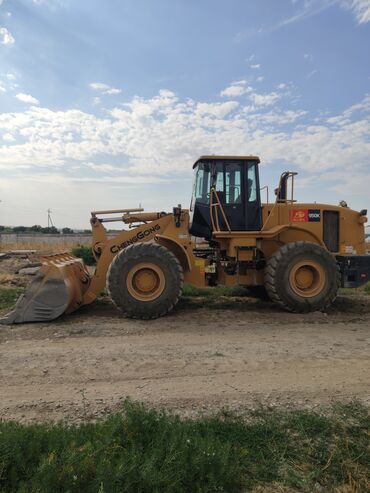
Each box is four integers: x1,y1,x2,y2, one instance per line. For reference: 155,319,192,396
323,211,339,252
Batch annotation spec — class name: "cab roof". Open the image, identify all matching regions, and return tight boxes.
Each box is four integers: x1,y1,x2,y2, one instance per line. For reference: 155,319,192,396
193,155,260,168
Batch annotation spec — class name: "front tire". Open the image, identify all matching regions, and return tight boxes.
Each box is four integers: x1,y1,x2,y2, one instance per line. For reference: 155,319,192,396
107,242,184,319
264,241,340,313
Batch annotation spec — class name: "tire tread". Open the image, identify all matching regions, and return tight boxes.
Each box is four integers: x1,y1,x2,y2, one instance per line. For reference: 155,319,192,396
107,242,183,320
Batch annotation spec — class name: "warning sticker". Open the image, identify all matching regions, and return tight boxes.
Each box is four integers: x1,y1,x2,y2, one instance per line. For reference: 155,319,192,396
195,259,205,274
290,209,308,222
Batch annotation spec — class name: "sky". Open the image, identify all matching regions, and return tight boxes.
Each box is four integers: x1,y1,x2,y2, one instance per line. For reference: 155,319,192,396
0,0,369,229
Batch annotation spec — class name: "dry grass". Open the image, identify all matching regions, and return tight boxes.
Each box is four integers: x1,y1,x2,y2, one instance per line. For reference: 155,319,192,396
0,273,18,283
0,239,91,254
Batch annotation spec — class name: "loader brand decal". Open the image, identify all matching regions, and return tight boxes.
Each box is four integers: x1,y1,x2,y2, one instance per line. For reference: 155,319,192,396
290,209,308,222
290,209,321,222
110,224,161,253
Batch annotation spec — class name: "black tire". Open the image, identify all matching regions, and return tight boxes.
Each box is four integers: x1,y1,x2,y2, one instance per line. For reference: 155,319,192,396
107,242,183,319
264,241,340,313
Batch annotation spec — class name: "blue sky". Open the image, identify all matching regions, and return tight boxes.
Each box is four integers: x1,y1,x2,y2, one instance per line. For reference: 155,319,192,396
0,0,369,228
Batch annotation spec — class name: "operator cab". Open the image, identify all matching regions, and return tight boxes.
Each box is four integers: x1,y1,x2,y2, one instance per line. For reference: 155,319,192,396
189,156,262,239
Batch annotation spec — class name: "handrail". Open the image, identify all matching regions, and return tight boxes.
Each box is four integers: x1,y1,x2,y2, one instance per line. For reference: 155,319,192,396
261,171,298,232
260,185,269,203
210,188,231,233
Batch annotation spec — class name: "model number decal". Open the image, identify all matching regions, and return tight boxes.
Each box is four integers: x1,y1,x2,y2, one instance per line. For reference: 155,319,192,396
308,209,321,222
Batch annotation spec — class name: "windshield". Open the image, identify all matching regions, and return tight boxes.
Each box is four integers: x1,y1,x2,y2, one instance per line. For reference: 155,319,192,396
190,162,210,210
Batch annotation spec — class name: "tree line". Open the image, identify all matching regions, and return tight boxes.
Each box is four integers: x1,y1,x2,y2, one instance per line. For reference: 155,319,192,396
0,225,91,234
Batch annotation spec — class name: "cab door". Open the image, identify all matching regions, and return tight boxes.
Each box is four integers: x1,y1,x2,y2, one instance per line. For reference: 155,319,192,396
245,161,262,230
215,160,246,231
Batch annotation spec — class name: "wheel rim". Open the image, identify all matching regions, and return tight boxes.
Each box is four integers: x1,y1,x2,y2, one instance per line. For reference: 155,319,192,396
289,260,325,298
126,262,165,301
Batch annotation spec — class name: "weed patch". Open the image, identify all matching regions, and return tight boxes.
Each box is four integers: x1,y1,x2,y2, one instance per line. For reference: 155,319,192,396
0,401,368,493
182,284,250,297
0,287,24,310
339,281,370,296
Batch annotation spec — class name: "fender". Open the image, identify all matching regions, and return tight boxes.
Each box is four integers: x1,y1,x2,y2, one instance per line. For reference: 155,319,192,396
156,234,191,272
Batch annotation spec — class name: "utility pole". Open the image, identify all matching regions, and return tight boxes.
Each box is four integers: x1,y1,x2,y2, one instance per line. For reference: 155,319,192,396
47,208,54,228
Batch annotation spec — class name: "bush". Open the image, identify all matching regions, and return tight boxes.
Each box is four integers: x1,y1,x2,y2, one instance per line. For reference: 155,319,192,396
71,245,96,266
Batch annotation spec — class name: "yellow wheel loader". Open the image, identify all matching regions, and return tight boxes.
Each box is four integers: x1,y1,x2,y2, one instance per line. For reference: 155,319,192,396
2,156,369,324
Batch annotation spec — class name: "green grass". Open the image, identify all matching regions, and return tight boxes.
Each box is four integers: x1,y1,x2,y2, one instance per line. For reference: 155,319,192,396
0,287,24,310
71,245,96,266
186,282,370,299
0,401,369,493
179,284,272,311
182,284,250,298
339,281,370,296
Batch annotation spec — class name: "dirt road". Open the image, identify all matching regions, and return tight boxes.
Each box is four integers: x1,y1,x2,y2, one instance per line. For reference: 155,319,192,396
1,296,370,423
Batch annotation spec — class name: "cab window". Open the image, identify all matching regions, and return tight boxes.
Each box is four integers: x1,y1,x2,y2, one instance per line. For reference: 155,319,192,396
247,163,257,202
225,163,242,204
193,163,210,204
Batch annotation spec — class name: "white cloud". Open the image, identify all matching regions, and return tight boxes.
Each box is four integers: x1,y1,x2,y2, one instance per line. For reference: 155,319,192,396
0,83,5,92
0,27,15,45
104,87,121,95
15,93,40,105
85,162,117,173
347,0,370,23
256,76,264,82
220,81,252,98
250,63,261,69
89,82,121,95
274,1,338,30
89,82,110,91
277,0,370,28
32,0,63,5
5,73,16,80
220,85,246,97
249,91,281,106
196,101,239,118
306,69,318,79
2,132,15,142
0,86,365,173
0,85,369,222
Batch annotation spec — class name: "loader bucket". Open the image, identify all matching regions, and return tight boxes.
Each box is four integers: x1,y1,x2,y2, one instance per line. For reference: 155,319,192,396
0,253,91,324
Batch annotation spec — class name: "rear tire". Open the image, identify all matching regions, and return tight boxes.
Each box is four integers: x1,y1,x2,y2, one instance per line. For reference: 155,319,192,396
107,242,183,319
264,241,339,313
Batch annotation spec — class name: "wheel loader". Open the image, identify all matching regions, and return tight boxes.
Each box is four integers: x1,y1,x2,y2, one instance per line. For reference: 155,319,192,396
2,155,370,324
